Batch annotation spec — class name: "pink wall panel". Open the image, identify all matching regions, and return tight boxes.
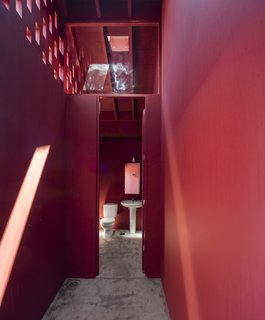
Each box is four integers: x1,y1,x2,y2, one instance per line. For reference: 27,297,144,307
161,0,265,319
66,95,99,278
99,137,142,230
0,5,66,320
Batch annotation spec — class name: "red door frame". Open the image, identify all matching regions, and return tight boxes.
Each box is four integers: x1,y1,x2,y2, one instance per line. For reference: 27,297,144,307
96,94,162,278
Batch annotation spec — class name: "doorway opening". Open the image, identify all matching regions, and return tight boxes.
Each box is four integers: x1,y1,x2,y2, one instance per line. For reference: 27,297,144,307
98,96,145,277
64,22,160,277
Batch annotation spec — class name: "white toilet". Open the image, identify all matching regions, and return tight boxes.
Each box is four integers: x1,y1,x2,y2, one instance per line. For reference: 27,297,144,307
100,203,118,239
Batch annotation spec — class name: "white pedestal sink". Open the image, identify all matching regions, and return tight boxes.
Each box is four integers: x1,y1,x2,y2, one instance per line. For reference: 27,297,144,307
121,200,142,233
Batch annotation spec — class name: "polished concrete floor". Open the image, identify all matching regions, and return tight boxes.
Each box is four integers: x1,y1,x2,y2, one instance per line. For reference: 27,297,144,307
43,230,169,320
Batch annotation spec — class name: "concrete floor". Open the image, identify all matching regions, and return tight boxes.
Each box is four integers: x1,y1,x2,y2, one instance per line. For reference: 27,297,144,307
42,230,169,320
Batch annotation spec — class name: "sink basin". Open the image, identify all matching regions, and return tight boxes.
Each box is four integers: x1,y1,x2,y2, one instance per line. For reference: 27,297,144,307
121,200,142,233
121,200,142,209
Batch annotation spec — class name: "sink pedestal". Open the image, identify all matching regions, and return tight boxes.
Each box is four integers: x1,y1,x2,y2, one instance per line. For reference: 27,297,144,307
130,208,137,233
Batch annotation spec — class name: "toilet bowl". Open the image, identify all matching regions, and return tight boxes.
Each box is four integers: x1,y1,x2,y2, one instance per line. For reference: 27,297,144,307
100,203,118,239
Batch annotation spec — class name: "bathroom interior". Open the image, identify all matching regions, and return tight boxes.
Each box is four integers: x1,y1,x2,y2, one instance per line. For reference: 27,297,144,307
99,96,144,275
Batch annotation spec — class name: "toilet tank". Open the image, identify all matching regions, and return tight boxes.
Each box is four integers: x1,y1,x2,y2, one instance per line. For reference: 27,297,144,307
103,203,118,218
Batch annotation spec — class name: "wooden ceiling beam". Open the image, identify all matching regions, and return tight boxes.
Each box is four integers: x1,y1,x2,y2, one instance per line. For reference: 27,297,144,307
95,0,102,18
114,98,119,120
128,0,132,18
133,98,138,120
131,98,135,120
71,29,83,68
66,22,159,28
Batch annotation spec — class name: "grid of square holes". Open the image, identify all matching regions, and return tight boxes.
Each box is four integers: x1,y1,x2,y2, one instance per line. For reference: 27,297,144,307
64,26,85,94
1,0,67,88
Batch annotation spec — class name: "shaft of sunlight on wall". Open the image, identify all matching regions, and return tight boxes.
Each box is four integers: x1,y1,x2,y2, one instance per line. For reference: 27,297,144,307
0,145,50,305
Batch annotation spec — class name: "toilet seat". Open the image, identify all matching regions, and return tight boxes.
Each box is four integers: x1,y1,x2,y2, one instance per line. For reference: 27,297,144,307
101,203,117,239
101,217,115,224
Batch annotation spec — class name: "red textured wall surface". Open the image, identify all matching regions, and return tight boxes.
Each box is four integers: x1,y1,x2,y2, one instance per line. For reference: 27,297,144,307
65,95,99,278
99,137,142,230
142,95,162,277
0,4,66,320
161,0,265,319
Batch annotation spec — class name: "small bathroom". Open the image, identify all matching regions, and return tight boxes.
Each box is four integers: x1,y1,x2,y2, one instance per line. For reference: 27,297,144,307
98,96,144,277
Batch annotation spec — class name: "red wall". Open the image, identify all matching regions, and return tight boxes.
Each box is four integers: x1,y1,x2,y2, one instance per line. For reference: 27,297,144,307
142,95,162,277
0,5,66,320
66,95,99,278
99,137,142,230
161,0,265,319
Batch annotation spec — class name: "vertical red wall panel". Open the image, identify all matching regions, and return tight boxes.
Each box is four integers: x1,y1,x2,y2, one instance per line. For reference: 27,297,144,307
99,137,142,231
66,95,99,278
0,5,66,320
161,0,265,319
142,95,162,277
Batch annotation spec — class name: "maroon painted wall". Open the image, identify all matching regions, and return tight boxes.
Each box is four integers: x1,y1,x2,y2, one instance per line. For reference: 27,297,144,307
0,4,66,320
161,0,265,319
65,95,99,278
142,95,162,277
99,137,142,230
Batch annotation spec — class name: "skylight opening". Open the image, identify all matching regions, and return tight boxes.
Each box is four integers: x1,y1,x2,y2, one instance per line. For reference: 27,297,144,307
16,0,23,18
49,15,52,34
74,81,77,94
54,40,58,58
27,0,32,12
59,37,64,55
42,51,47,64
54,69,58,80
66,52,69,67
54,12,58,29
48,46,52,64
42,18,47,39
35,0,40,10
2,0,10,10
72,65,75,78
107,36,129,52
26,26,32,43
35,22,40,45
66,76,69,91
59,63,64,81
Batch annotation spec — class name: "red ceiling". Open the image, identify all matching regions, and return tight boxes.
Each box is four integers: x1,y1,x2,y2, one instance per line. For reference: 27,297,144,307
62,0,162,22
